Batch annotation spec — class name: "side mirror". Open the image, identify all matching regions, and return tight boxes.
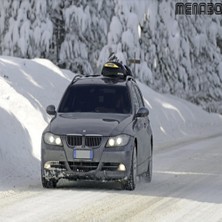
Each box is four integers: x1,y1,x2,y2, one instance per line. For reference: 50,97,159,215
135,107,149,118
46,105,56,115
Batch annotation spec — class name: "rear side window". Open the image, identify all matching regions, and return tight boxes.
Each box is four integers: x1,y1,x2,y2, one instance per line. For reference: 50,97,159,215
58,84,132,114
131,85,140,112
133,85,144,107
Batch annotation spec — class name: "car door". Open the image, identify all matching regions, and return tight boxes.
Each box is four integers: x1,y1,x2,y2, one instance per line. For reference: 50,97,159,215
133,84,151,173
131,84,146,174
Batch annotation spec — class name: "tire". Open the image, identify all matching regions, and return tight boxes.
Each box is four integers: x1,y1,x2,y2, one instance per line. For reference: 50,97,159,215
124,146,137,191
145,156,152,183
42,177,57,189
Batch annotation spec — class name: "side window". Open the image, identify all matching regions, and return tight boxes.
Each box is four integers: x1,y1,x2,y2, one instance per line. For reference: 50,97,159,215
133,85,144,108
131,85,140,112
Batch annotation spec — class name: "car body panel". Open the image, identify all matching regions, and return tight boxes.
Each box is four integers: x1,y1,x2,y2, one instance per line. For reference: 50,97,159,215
41,137,134,181
49,113,133,136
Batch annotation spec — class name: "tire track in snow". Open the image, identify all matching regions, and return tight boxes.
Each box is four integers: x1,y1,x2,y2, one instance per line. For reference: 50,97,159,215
1,135,222,222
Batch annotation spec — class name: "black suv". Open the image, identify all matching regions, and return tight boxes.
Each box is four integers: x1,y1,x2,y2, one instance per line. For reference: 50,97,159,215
41,62,153,190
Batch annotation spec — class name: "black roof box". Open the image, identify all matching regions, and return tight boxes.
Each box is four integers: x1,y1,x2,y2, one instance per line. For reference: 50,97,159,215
101,61,132,78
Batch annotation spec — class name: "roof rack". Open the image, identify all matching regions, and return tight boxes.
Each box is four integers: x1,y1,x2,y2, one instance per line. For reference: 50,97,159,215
70,73,134,85
71,75,83,84
71,74,102,84
126,75,136,83
85,74,101,78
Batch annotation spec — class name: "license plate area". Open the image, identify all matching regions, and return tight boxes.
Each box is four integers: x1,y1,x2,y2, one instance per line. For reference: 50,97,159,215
73,149,93,160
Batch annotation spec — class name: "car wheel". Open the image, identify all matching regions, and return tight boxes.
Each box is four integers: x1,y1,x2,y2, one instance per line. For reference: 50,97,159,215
124,146,137,191
42,176,57,189
145,155,152,183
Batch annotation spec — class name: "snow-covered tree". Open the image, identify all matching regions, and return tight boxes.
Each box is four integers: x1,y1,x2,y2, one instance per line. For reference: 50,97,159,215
0,0,53,58
0,0,222,113
98,0,222,113
58,0,113,74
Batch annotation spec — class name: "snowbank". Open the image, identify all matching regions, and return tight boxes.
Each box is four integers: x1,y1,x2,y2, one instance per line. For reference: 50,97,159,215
0,56,222,190
139,82,222,149
0,56,73,190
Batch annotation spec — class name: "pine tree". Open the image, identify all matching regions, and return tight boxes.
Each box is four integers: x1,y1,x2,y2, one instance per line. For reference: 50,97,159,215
0,0,222,113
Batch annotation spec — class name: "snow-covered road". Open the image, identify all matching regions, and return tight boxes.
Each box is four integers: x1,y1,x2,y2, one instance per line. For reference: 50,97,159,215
1,57,222,221
1,134,222,222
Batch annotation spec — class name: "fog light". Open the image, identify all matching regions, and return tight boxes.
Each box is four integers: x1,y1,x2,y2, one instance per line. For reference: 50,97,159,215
44,161,60,169
44,162,51,169
118,164,126,171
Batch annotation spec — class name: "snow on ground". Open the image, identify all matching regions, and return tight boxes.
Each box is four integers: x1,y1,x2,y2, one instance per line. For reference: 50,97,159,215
0,56,222,191
1,56,222,221
0,56,73,190
138,82,222,149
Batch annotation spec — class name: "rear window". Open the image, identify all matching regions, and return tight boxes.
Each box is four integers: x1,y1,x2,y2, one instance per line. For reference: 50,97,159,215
58,84,131,114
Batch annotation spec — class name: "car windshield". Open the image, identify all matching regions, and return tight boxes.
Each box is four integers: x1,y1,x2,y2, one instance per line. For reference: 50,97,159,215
58,84,131,114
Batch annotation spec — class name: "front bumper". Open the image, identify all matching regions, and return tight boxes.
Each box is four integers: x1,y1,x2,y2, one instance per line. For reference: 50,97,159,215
41,137,134,182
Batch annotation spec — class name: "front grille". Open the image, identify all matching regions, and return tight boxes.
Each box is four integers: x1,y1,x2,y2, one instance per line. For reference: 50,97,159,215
68,161,99,172
85,136,102,147
102,163,119,171
49,161,66,170
67,135,82,146
66,135,102,148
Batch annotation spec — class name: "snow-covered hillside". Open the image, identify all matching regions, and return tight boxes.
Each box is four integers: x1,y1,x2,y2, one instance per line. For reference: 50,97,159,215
1,1,222,113
0,56,222,190
0,56,73,189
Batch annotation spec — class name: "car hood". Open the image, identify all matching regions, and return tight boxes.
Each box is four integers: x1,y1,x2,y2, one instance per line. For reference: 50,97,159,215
49,113,132,136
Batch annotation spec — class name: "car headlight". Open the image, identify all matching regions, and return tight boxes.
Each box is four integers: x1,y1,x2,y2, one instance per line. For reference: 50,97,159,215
43,132,63,146
106,135,130,147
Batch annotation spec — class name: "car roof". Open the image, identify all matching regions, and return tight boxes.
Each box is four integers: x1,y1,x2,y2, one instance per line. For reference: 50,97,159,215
70,75,134,87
